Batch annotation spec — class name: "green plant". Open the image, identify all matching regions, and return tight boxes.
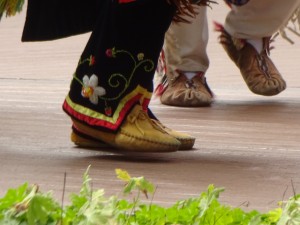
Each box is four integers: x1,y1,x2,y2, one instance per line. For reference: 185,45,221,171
0,167,299,225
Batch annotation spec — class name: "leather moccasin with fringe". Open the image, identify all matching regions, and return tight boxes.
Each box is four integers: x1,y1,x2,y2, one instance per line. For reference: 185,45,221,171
218,26,286,96
160,71,213,107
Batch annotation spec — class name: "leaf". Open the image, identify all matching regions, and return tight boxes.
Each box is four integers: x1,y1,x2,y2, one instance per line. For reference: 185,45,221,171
76,190,119,225
267,208,282,223
123,179,136,195
0,183,28,211
134,177,155,197
116,169,155,199
1,167,300,225
198,184,225,217
115,169,131,182
277,194,300,225
80,165,92,197
26,193,61,225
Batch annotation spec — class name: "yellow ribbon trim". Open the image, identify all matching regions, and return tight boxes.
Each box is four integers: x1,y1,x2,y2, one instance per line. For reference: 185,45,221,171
65,85,152,124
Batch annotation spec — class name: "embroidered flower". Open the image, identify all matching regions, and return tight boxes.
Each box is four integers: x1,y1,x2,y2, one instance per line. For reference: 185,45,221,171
119,0,136,3
106,49,112,57
89,55,96,66
106,48,116,58
81,74,106,105
105,106,112,116
137,53,144,61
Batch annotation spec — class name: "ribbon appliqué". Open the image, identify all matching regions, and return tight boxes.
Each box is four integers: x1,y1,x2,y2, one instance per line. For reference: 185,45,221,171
119,0,136,3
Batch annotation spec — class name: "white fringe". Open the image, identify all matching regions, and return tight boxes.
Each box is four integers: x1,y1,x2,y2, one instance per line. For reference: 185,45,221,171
277,6,300,44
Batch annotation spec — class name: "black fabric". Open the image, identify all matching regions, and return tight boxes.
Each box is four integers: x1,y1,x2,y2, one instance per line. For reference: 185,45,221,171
61,0,175,131
225,0,249,6
22,0,101,41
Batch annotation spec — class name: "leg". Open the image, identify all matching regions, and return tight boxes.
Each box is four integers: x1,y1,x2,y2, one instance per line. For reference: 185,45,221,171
165,6,210,73
218,0,300,96
224,0,300,39
22,0,210,151
158,6,214,107
63,0,198,152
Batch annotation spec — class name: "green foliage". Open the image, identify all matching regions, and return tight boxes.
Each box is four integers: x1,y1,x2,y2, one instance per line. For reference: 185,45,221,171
0,183,61,225
0,167,299,225
277,194,300,225
115,169,155,198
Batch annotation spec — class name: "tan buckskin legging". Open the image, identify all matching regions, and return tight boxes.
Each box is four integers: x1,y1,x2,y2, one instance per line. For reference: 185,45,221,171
163,0,300,73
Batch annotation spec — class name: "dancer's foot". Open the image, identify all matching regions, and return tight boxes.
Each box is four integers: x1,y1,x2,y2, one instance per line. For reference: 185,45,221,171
160,70,213,107
71,126,111,148
72,119,195,150
151,119,195,150
72,105,181,152
217,24,286,96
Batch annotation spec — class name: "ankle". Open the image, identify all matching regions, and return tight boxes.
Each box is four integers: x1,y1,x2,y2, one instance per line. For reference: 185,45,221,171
246,38,263,53
183,71,204,80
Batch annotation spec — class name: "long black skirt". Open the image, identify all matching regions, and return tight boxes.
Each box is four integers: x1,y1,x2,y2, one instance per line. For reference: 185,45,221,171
23,0,175,132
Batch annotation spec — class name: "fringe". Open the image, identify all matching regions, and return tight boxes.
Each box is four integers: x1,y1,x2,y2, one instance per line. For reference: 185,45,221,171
0,0,25,20
169,0,216,23
277,6,300,44
154,51,168,98
223,1,300,44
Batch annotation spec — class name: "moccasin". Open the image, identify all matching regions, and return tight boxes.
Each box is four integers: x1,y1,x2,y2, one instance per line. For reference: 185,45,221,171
160,71,213,107
71,119,195,150
151,119,195,150
71,126,110,148
72,105,180,152
219,29,286,96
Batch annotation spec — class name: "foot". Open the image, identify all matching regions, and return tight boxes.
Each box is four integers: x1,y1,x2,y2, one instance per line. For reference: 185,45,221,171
71,126,111,148
71,119,195,150
160,71,213,107
218,25,286,96
151,119,195,150
72,105,181,152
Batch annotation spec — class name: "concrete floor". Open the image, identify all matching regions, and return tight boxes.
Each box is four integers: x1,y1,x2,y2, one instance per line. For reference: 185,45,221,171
0,2,300,212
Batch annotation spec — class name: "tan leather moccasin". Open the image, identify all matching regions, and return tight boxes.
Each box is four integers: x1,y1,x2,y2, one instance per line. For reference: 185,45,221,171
219,29,286,96
160,71,213,107
151,119,195,150
72,105,180,152
71,117,195,151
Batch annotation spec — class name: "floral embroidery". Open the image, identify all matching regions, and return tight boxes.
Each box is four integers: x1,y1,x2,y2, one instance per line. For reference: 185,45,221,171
137,53,144,61
100,47,154,101
119,0,136,3
105,106,112,116
78,55,96,66
106,48,116,58
73,48,154,110
89,55,96,66
81,74,106,105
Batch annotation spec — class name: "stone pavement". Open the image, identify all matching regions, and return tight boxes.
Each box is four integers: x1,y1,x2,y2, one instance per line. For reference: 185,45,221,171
0,2,300,212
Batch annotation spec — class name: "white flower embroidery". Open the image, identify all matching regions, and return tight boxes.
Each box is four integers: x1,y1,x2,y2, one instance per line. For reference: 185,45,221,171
81,74,106,104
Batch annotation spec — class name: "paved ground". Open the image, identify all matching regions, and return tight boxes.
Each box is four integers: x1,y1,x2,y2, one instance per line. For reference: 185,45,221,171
1,3,300,212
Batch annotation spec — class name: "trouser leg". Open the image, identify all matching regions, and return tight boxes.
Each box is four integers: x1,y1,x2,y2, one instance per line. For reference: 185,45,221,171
217,0,300,96
164,6,209,73
159,6,213,107
224,0,300,39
